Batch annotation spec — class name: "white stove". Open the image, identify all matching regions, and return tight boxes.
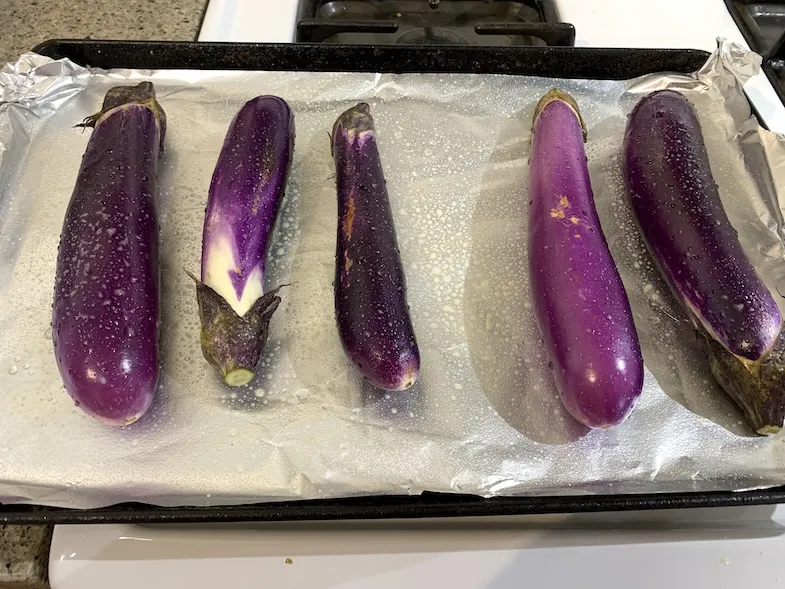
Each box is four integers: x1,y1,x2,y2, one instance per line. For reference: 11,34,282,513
197,0,785,133
49,2,785,587
50,506,785,588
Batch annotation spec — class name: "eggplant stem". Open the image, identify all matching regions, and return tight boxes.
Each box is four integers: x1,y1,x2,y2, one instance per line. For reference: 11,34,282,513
532,88,587,142
225,369,255,387
703,324,785,435
76,82,167,151
757,424,782,435
75,115,100,130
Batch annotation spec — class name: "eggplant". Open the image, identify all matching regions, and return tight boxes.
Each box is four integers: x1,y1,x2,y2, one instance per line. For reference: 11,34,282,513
331,103,420,391
529,89,644,428
52,82,166,425
194,96,294,387
623,89,785,435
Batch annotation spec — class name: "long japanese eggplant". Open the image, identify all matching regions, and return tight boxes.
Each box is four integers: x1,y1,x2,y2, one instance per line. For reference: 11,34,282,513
194,96,294,387
52,82,166,425
331,103,420,391
529,89,644,429
623,89,785,435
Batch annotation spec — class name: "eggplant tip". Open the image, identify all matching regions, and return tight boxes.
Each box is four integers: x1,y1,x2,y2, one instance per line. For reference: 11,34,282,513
224,368,255,388
390,366,420,392
399,376,417,391
95,411,146,427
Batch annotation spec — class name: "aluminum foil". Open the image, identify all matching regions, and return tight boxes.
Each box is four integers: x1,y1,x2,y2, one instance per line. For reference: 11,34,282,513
2,42,785,509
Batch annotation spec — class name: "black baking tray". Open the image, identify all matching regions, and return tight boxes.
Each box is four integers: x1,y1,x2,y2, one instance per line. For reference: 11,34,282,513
2,39,781,525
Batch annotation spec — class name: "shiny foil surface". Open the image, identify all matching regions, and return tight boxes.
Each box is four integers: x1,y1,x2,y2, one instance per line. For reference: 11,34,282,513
1,42,784,508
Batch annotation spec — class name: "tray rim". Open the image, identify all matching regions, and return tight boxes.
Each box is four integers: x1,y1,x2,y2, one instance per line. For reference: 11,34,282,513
31,39,712,78
3,39,776,525
4,488,785,525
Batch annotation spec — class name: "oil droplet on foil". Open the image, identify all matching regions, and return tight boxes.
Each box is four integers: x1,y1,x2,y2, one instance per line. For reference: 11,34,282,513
8,366,18,375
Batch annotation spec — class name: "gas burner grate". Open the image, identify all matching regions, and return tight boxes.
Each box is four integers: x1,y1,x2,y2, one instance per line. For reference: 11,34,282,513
295,0,575,47
725,0,785,56
727,1,785,109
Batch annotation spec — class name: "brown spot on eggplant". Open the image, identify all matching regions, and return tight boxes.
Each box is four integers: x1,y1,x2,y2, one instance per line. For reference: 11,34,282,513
549,195,570,219
342,197,356,241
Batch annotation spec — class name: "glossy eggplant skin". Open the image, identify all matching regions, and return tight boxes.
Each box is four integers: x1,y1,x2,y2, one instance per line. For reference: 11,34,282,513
623,89,785,435
331,103,420,391
529,89,644,429
195,96,294,387
52,82,166,426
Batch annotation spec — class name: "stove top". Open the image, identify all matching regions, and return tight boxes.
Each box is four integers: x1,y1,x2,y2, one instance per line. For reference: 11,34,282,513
725,0,785,56
725,1,785,108
295,0,575,46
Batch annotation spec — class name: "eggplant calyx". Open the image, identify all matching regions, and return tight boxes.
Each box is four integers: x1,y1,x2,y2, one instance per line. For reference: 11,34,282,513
77,82,167,151
702,324,785,436
331,102,375,153
193,277,283,388
532,88,587,142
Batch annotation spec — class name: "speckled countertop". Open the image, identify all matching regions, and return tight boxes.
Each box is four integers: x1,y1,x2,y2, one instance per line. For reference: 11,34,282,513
1,3,208,585
1,0,207,62
0,527,52,589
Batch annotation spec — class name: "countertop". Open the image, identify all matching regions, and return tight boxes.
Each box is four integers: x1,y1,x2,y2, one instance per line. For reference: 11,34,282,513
0,3,208,585
0,527,52,589
1,0,207,62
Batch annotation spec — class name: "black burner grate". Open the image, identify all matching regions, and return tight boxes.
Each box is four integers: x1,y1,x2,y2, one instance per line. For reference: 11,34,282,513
725,0,785,56
295,0,575,46
726,1,785,107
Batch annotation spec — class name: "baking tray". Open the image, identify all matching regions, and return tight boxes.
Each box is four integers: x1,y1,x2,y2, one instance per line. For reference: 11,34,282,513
1,40,782,525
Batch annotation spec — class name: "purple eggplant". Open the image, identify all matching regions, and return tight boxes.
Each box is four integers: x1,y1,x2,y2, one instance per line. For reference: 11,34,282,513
529,89,644,428
331,103,420,391
194,96,294,387
52,82,166,425
623,89,785,435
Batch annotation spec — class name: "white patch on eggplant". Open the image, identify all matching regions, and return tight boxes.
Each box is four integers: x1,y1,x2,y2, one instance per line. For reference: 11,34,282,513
202,233,264,317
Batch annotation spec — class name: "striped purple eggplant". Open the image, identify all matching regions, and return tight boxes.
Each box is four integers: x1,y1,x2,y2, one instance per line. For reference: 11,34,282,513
331,103,420,391
194,96,294,387
623,89,785,435
52,82,166,425
529,89,644,429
